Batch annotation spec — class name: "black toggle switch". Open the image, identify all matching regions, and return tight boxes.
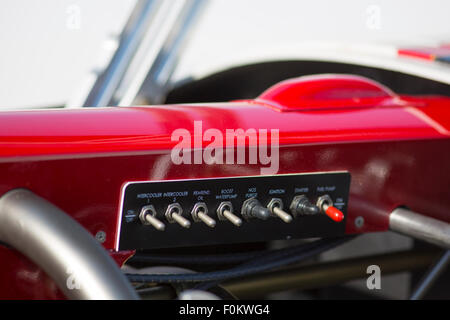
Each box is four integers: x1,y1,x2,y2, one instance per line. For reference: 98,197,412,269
290,195,320,217
241,198,271,220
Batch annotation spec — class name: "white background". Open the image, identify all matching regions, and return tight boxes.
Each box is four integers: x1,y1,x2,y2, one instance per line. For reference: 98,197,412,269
0,0,449,108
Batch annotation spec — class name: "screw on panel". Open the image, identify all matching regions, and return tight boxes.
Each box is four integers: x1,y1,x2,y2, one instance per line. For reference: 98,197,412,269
95,231,106,243
355,216,365,228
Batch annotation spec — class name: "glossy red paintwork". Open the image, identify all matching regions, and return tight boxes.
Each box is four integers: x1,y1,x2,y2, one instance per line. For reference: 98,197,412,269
0,75,449,299
256,74,406,111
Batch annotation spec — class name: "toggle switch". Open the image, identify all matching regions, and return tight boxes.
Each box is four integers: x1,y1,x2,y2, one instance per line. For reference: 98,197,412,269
267,198,292,223
217,201,242,226
290,195,320,217
165,203,191,228
317,195,344,222
241,198,271,220
191,202,216,228
324,206,344,222
139,205,165,231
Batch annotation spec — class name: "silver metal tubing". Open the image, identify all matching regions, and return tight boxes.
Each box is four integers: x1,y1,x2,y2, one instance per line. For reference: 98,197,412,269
410,250,450,300
82,0,160,107
389,208,450,249
79,0,206,107
127,0,207,105
0,189,138,300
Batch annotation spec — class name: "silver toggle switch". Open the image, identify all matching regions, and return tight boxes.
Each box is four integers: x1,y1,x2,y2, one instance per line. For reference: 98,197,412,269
192,202,216,228
165,203,191,228
268,198,293,223
139,205,166,231
217,201,242,226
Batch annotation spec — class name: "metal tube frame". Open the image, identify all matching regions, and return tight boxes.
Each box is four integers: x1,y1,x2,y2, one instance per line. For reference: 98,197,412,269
389,207,450,249
0,189,138,300
222,249,440,298
410,250,450,300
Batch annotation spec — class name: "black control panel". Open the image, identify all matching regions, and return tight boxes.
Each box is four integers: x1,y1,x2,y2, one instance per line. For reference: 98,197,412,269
117,172,351,250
